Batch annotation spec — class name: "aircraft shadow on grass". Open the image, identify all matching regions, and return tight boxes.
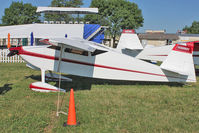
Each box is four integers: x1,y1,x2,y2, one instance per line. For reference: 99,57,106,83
25,74,183,92
0,84,13,95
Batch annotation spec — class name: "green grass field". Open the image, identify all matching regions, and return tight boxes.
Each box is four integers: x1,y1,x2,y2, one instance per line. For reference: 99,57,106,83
0,63,199,133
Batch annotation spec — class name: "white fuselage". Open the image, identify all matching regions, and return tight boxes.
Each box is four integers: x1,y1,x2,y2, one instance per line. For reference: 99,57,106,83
18,45,195,82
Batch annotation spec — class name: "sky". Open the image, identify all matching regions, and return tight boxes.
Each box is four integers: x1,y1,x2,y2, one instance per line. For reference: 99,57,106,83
0,0,198,33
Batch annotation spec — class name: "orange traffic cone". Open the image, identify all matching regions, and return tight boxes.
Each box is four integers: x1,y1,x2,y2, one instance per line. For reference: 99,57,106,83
64,88,77,126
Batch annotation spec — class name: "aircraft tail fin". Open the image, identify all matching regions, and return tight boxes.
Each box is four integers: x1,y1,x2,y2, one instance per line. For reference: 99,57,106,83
160,42,196,81
117,29,143,50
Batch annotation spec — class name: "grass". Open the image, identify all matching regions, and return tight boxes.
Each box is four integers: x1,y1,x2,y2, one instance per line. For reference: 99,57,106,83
0,63,199,133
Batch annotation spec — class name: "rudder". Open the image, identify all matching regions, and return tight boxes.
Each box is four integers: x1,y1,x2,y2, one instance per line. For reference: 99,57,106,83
160,42,196,82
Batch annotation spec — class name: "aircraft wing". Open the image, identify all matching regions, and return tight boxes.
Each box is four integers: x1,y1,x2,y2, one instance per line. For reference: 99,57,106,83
40,38,109,52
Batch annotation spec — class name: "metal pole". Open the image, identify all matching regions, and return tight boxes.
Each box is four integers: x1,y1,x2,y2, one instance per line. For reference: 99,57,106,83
41,69,45,83
56,44,64,117
78,13,80,23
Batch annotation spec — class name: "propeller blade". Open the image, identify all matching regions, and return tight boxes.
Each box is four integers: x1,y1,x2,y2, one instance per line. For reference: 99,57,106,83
7,50,18,57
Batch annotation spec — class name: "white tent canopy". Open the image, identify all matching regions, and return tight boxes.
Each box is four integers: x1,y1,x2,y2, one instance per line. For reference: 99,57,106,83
0,24,84,38
36,7,98,14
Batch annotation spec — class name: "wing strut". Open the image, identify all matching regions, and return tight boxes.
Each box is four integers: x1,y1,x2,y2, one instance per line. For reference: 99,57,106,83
56,44,67,117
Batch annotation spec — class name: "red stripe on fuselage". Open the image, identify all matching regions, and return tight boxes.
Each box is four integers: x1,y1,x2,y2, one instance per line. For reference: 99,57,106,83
19,49,167,77
149,54,199,57
149,55,168,56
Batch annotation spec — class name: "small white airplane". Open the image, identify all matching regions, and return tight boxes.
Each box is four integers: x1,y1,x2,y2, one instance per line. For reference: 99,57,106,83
8,35,196,92
116,30,199,65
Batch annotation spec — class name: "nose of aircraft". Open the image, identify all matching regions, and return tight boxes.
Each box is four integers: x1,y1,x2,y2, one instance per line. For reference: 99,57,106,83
7,46,22,57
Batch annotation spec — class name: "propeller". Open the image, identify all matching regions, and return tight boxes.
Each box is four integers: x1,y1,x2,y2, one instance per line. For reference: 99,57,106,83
7,47,22,57
7,50,18,57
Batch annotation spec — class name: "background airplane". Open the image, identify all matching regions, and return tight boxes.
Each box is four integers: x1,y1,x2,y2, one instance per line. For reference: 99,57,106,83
116,30,199,66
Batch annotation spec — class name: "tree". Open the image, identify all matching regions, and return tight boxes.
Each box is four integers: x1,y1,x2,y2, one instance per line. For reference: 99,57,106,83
45,0,83,21
84,0,144,47
183,21,199,34
2,2,40,25
51,0,83,7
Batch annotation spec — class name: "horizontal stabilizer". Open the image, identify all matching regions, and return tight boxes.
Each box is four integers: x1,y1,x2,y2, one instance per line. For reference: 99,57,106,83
26,63,40,71
136,45,174,61
45,72,72,82
30,82,65,92
160,43,195,76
